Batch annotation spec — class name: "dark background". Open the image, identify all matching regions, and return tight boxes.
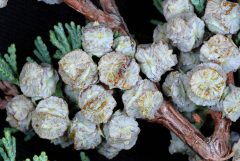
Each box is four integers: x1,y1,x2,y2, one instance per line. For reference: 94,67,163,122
0,0,237,161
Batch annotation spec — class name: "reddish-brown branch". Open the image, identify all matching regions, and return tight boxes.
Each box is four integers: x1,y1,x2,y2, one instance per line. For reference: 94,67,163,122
99,0,129,34
64,0,128,35
153,101,231,161
0,81,19,109
227,72,234,84
152,73,235,161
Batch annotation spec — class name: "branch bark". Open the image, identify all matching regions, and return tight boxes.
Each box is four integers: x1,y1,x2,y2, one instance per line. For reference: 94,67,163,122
99,0,129,34
64,0,128,35
152,73,235,161
153,101,232,161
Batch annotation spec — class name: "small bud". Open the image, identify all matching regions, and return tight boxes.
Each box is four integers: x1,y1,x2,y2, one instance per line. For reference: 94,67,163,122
0,0,8,8
37,0,63,4
178,50,200,73
233,139,240,161
123,79,163,119
135,42,177,82
153,23,169,43
69,112,102,150
58,49,98,90
64,85,81,104
162,0,194,20
166,13,205,52
203,0,240,34
51,133,73,148
103,110,140,150
112,36,136,57
6,95,34,133
163,71,196,112
82,22,113,57
32,96,70,140
79,85,116,124
98,52,140,90
98,141,121,159
169,132,191,155
219,85,240,122
186,63,227,106
230,131,240,146
19,62,59,100
200,34,240,73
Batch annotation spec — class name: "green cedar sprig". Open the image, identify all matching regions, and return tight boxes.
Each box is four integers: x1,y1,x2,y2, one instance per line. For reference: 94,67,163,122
0,44,19,85
50,22,81,59
4,44,17,74
33,36,52,64
65,22,82,50
153,0,164,15
25,152,48,161
80,152,90,161
0,129,16,161
191,0,206,16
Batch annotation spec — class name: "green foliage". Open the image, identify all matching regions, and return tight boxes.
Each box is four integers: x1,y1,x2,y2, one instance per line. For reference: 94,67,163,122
25,152,48,161
53,81,64,98
191,0,206,15
26,57,35,63
65,22,82,50
0,44,19,85
234,31,240,47
33,36,52,64
113,31,122,39
50,22,81,59
0,129,16,161
153,0,164,15
24,129,36,142
4,44,17,74
80,152,90,161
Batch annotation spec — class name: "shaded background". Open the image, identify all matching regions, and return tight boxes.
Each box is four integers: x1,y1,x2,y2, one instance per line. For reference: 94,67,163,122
1,0,238,161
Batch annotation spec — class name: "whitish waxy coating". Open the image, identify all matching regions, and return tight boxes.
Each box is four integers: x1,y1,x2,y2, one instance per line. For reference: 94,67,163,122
98,142,121,159
166,13,205,52
162,0,194,20
82,22,113,57
58,49,98,90
153,23,169,43
203,0,240,35
20,62,59,100
200,34,240,73
233,139,240,161
6,95,34,133
32,96,69,140
135,42,177,82
163,72,196,112
112,36,136,57
38,0,63,4
186,63,227,106
219,85,240,122
178,50,200,73
98,52,140,90
69,112,102,150
103,111,140,150
0,0,8,8
122,79,163,119
78,85,116,124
